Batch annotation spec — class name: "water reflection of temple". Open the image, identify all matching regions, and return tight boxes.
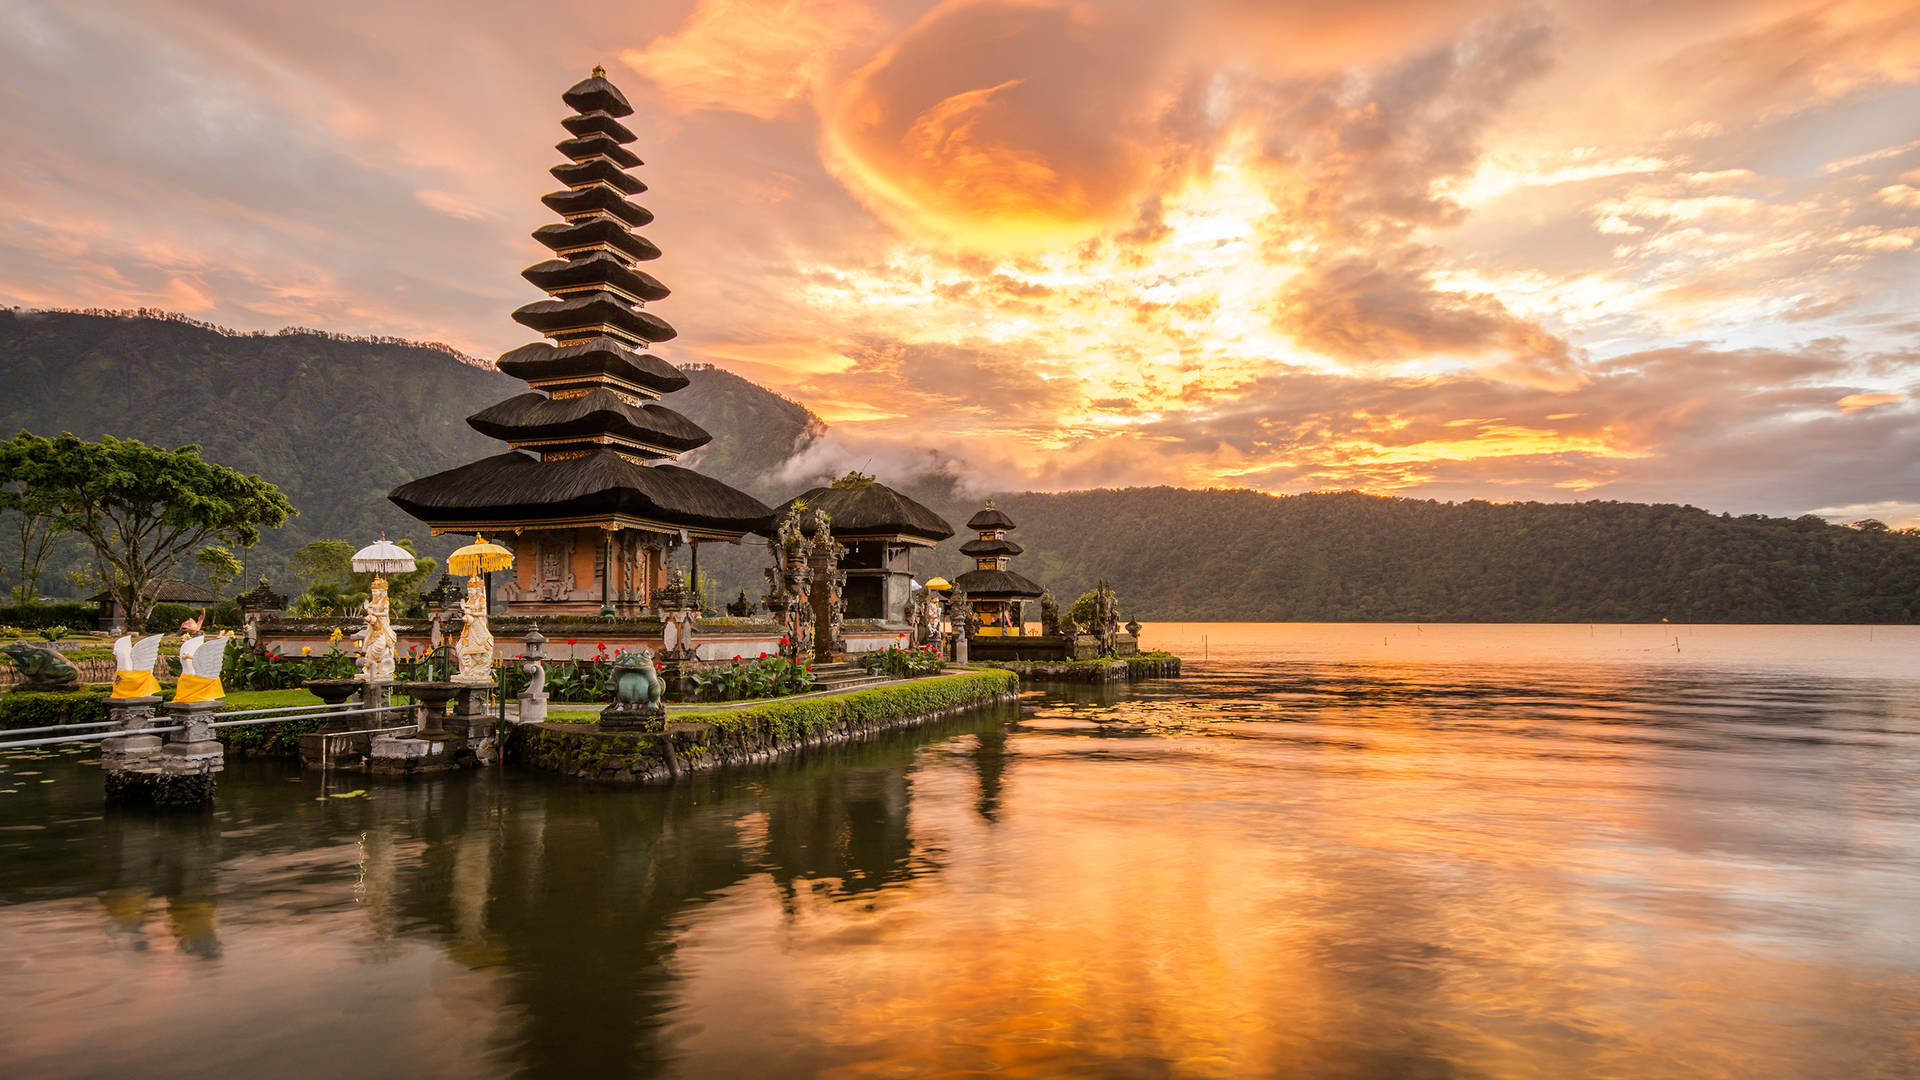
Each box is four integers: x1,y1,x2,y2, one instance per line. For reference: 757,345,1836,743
4,699,1016,1074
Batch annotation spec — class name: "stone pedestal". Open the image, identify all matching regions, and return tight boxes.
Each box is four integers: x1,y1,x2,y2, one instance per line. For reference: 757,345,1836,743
517,689,549,724
599,702,666,733
372,682,467,776
369,733,457,775
298,678,392,769
357,679,396,713
448,684,495,743
149,700,224,807
102,695,164,805
954,634,969,665
658,648,698,702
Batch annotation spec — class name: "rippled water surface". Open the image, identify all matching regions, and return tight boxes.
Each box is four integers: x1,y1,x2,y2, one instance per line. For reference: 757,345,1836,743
4,623,1920,1079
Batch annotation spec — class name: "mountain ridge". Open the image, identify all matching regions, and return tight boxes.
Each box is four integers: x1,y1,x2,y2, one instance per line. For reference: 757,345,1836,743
3,309,1916,622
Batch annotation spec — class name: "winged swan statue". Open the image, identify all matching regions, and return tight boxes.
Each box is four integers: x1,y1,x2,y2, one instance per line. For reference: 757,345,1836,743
174,634,231,703
110,633,165,699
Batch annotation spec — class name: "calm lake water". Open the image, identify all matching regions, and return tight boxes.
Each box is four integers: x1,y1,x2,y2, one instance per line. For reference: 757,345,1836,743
4,623,1920,1079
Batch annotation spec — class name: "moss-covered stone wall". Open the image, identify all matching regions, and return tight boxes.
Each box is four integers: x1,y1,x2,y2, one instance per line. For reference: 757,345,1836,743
508,669,1019,784
982,653,1182,683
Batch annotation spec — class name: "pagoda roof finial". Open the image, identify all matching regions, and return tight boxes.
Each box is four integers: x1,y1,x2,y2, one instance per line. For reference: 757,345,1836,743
592,64,606,78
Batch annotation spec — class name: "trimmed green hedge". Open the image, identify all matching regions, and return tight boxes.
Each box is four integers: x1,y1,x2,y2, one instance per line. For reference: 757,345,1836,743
0,689,109,730
218,718,319,757
676,670,1018,742
0,602,97,630
1,688,319,756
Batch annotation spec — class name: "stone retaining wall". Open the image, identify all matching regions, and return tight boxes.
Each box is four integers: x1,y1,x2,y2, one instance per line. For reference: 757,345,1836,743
507,669,1019,784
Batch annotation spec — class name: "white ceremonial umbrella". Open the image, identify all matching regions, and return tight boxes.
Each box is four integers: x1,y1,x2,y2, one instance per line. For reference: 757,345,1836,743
352,535,417,576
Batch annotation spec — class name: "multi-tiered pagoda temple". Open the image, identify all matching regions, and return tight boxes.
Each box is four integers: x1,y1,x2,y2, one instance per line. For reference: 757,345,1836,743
391,69,770,616
953,501,1044,634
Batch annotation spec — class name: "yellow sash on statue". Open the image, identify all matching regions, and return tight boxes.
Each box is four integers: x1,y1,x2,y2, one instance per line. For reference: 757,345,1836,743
173,673,224,704
110,670,161,699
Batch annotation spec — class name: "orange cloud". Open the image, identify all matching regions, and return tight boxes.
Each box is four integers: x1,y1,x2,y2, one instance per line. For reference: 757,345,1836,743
625,0,885,120
1836,392,1906,411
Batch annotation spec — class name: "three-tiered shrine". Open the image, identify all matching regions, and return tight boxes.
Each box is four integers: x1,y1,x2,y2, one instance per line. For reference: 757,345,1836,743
952,500,1044,634
390,69,771,616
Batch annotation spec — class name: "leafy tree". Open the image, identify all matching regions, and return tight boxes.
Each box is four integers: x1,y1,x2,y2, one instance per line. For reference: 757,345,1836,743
289,538,355,592
0,439,69,602
1066,590,1099,627
0,432,294,631
288,536,437,617
194,544,244,598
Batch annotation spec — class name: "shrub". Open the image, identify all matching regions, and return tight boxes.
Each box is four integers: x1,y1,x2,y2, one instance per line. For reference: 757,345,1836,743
858,642,944,678
0,689,109,731
680,670,1017,742
692,655,814,701
145,602,198,634
36,625,68,642
0,601,97,630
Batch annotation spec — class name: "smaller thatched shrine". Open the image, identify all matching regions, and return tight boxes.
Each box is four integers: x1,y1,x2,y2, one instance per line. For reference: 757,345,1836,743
952,500,1044,634
769,474,953,628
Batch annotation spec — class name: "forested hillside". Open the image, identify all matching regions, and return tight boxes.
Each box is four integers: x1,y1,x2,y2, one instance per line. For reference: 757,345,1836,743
4,309,1916,622
0,310,821,591
968,488,1920,623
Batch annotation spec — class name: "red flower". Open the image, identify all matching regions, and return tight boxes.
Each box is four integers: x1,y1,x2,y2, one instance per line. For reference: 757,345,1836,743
733,654,742,661
597,641,607,650
758,652,768,659
568,638,577,645
778,636,789,646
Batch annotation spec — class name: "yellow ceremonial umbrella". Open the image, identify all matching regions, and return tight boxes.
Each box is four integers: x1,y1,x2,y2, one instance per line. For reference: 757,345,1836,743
448,534,514,577
925,577,952,592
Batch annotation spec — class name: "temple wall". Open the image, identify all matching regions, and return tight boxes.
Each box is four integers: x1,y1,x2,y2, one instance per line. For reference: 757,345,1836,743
570,529,599,596
256,619,910,666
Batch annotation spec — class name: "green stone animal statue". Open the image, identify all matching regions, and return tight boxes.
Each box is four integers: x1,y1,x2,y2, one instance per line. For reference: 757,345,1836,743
2,642,81,691
607,647,664,713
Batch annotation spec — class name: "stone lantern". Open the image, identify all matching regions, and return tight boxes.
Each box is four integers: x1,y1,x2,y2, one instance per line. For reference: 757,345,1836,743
519,626,549,723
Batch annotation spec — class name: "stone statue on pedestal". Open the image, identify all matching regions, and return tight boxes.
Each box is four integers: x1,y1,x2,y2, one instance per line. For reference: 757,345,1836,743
3,642,78,692
363,577,398,682
453,575,494,684
599,646,666,731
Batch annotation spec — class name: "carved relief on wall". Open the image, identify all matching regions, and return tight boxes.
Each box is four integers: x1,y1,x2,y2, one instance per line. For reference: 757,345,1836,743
531,531,579,601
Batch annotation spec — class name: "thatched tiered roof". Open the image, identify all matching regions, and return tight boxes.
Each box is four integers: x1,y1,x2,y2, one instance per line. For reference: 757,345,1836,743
770,479,954,545
954,500,1044,599
389,69,769,539
967,505,1016,531
391,450,769,537
951,567,1044,599
960,536,1022,557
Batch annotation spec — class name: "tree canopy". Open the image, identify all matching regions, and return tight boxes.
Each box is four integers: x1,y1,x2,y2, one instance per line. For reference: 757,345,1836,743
1,431,294,629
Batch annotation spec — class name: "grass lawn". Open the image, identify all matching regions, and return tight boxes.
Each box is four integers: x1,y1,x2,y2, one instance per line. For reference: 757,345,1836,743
221,689,324,710
546,707,603,724
218,688,418,710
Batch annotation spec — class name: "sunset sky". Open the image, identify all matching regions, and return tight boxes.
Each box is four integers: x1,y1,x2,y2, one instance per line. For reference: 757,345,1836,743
2,0,1917,522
